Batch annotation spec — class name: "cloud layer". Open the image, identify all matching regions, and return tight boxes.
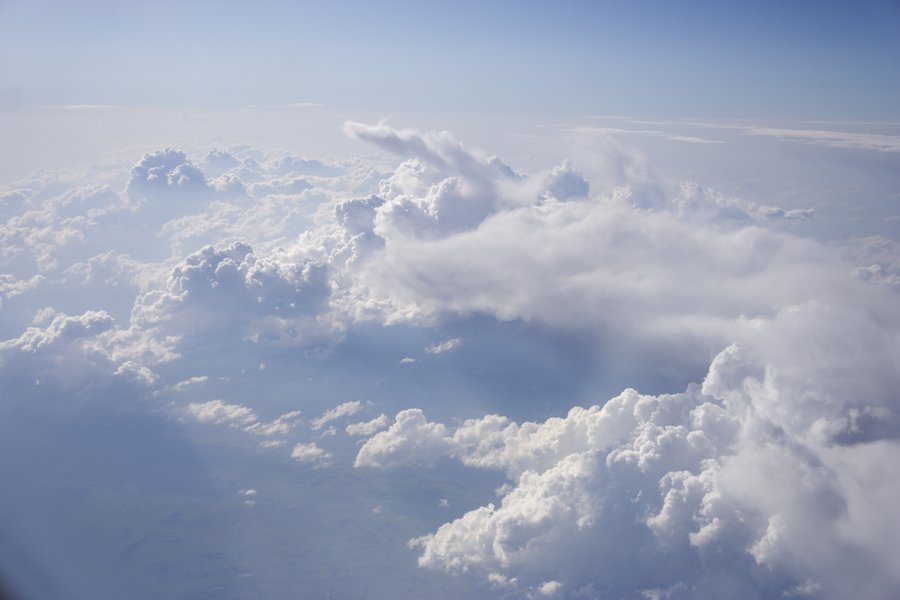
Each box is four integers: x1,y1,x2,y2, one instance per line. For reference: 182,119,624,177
1,120,898,599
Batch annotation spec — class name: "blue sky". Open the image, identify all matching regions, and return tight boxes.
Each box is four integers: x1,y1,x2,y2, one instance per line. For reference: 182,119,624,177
2,0,899,117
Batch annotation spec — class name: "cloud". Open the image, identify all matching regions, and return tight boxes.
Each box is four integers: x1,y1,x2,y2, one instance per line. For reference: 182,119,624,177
542,161,589,201
244,410,303,436
425,338,462,355
355,409,455,468
743,126,900,153
185,400,302,436
574,126,725,145
291,442,332,466
126,149,213,203
132,241,335,349
311,400,362,430
365,338,900,597
345,414,389,437
0,273,43,307
2,120,898,599
1,310,114,353
186,399,256,427
343,121,543,240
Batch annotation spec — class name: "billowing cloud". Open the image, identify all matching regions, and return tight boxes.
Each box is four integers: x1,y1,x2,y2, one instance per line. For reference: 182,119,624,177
132,241,335,349
362,339,900,598
1,119,898,600
126,149,212,203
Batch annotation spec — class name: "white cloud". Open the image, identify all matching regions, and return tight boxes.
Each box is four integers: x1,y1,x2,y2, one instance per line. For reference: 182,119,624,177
1,310,114,353
311,400,362,430
355,409,454,468
172,375,208,391
131,241,336,349
425,338,462,355
0,273,43,307
291,442,332,466
186,399,256,427
537,581,562,596
186,400,301,437
345,414,389,437
126,149,212,203
2,120,898,599
244,410,303,436
259,439,285,448
362,333,900,597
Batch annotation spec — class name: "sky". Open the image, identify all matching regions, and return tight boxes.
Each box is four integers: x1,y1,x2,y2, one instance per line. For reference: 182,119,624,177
2,0,900,117
2,2,900,600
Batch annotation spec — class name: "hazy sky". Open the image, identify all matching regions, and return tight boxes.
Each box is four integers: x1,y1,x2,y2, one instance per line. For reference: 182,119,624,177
2,0,899,118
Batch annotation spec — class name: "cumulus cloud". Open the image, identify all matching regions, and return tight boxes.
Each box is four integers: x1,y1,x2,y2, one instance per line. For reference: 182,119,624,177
132,241,335,349
1,310,114,353
343,121,542,240
2,119,898,600
186,399,256,427
291,442,332,466
363,338,900,598
126,149,213,203
355,409,454,468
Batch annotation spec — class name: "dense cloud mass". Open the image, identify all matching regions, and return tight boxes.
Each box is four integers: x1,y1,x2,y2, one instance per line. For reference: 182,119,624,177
1,121,898,600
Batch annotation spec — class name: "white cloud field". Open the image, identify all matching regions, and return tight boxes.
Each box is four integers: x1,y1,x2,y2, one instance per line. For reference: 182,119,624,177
1,108,899,600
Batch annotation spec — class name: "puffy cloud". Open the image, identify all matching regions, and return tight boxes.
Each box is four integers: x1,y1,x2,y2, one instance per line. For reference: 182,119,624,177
125,149,212,202
361,333,900,597
2,120,899,599
291,442,332,466
542,161,589,202
355,409,454,468
0,309,156,409
1,310,114,353
186,399,256,427
345,121,544,240
202,149,240,177
132,241,334,348
247,175,312,198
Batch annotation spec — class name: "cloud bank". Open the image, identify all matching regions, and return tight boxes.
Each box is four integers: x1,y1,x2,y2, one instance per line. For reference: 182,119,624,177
1,120,898,600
